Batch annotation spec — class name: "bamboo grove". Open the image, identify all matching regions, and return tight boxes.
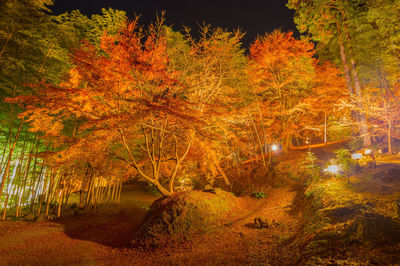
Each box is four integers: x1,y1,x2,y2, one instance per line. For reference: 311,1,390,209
0,0,399,220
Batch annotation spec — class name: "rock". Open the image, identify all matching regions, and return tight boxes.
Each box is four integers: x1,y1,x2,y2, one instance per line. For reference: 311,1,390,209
73,210,85,216
347,212,400,242
34,213,46,222
133,190,239,246
323,205,363,223
47,215,56,221
23,213,35,222
304,239,329,256
203,184,215,193
254,217,269,229
396,199,400,216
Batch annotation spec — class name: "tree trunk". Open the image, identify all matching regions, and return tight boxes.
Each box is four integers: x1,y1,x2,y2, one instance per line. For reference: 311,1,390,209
45,173,55,217
337,22,370,146
343,24,370,146
31,162,46,212
348,49,371,147
0,120,22,202
388,120,392,154
0,127,12,171
17,152,33,218
37,171,49,216
324,112,327,144
85,173,94,209
0,26,14,60
110,180,117,203
57,188,63,218
338,39,355,96
117,177,122,204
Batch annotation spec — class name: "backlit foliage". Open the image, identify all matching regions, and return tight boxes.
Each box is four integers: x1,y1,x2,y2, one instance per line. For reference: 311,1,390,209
4,11,349,203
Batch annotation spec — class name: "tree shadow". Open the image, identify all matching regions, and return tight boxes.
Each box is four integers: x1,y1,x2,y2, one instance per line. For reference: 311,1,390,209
52,205,148,248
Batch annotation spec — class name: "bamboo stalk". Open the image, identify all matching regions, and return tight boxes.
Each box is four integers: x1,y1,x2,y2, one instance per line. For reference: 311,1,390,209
0,119,22,203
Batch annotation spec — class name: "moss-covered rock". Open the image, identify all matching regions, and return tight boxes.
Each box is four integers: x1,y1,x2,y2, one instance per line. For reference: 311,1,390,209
133,190,239,246
35,213,46,222
346,212,400,242
23,212,35,222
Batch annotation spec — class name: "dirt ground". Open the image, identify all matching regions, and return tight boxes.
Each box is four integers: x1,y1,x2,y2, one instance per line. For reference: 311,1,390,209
0,184,302,265
2,145,400,265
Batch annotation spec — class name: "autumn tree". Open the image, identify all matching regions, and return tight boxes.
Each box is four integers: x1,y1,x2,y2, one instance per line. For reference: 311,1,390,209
287,0,371,146
10,19,181,196
248,30,316,150
10,16,247,197
174,25,248,182
341,86,400,154
305,62,348,143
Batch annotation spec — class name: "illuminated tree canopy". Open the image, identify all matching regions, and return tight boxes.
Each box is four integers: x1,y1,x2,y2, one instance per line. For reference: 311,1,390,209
0,0,398,218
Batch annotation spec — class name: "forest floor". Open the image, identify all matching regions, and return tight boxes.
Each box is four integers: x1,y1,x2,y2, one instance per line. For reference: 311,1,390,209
0,183,302,265
1,147,400,265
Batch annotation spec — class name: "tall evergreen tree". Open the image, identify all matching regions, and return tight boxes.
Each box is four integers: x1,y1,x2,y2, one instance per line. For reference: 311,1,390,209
287,0,372,146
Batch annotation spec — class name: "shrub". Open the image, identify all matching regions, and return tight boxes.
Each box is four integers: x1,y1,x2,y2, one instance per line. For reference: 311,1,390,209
305,151,321,184
334,148,355,182
252,191,267,199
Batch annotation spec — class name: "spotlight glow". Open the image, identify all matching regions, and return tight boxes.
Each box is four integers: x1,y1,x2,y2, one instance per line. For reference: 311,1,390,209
324,165,340,175
364,149,372,155
271,144,279,152
351,153,363,160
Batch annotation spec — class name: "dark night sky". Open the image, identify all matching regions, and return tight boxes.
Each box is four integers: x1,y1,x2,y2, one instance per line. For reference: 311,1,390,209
51,0,297,48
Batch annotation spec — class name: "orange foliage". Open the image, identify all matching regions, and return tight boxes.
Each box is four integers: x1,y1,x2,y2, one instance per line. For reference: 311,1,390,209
7,20,247,196
248,30,316,149
7,22,349,195
247,30,347,149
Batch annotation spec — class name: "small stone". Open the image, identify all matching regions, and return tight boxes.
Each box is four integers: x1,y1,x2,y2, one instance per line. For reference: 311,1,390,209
254,217,269,229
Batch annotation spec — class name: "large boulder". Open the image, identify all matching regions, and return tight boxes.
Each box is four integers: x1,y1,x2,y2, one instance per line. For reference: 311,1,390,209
347,212,400,242
23,212,36,222
34,213,47,222
133,190,239,246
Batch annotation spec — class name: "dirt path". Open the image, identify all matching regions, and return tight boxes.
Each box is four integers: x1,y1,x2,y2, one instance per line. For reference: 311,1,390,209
0,185,303,265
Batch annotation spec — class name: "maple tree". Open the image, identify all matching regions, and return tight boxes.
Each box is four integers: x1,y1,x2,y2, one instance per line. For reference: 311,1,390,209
8,18,249,196
175,25,248,184
9,19,193,196
305,62,348,143
248,30,316,150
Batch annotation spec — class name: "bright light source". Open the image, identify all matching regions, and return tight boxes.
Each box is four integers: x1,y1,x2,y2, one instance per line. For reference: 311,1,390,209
364,149,372,155
374,125,378,128
271,144,279,152
324,165,340,175
351,153,363,160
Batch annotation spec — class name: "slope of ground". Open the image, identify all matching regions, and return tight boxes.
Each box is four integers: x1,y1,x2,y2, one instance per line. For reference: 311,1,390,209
299,163,400,264
3,143,398,265
0,184,302,265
